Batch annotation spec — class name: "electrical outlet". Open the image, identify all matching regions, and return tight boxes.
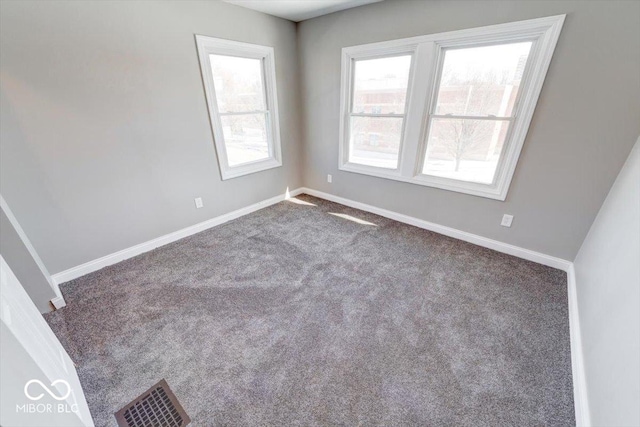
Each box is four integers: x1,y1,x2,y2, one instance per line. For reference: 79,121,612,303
194,197,203,209
501,214,513,227
327,174,332,183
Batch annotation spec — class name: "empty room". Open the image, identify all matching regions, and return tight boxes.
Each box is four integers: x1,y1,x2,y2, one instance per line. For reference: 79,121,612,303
1,0,639,426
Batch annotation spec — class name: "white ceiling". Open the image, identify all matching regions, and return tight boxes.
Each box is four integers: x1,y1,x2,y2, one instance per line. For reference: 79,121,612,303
223,0,383,22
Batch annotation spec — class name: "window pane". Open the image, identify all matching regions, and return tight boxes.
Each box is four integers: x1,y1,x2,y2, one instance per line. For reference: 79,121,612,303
434,42,532,117
353,55,412,115
422,118,509,184
210,54,266,113
220,113,270,166
349,116,403,169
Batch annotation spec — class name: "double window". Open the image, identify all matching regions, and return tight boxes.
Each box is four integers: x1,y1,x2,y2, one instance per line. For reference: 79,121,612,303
339,16,565,199
196,36,282,180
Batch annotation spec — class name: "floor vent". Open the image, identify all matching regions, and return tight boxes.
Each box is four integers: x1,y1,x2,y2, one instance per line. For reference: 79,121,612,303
115,379,190,427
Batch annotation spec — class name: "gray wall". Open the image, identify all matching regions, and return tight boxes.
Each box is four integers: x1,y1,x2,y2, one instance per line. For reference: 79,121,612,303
297,0,640,261
0,0,303,274
1,0,639,273
1,204,56,313
574,137,639,427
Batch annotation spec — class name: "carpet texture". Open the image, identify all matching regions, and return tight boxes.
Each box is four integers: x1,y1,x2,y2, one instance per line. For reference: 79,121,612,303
45,195,574,426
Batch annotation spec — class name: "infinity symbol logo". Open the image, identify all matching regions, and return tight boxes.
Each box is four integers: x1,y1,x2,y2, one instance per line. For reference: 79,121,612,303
24,379,72,401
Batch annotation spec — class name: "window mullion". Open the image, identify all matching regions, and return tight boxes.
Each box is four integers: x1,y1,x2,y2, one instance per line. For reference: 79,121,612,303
430,114,514,121
218,110,269,116
398,42,438,178
349,113,405,118
337,15,564,200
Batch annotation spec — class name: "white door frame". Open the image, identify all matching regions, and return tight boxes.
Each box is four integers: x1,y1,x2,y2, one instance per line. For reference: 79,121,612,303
0,255,94,426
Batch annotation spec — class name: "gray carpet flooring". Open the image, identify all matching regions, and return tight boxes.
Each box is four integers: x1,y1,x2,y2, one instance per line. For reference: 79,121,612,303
45,194,574,426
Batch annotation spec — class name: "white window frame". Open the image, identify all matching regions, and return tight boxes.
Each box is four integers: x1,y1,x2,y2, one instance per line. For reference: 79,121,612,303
338,15,565,200
196,35,282,180
343,49,416,172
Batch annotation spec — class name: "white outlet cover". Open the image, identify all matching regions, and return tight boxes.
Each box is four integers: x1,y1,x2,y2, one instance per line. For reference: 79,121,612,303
195,197,203,209
327,174,332,183
501,214,514,227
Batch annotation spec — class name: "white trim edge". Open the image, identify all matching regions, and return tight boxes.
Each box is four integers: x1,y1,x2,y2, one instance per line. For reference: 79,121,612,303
195,35,283,181
299,187,572,271
51,188,303,285
302,187,590,426
0,194,66,309
50,295,67,310
337,15,566,201
52,186,572,284
567,265,591,426
50,185,585,425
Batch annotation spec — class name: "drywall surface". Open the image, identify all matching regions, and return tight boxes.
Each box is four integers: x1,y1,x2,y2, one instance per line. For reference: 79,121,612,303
1,205,56,313
0,0,303,274
297,0,640,260
574,137,640,427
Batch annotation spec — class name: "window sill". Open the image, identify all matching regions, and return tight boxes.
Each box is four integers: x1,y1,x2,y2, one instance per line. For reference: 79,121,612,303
221,157,282,180
339,162,507,200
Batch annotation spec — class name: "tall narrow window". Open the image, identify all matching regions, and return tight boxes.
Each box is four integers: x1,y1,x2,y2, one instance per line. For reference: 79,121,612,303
422,42,532,184
196,36,282,180
339,15,565,200
348,55,412,169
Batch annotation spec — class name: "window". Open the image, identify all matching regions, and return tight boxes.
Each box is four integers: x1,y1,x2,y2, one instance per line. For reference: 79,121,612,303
349,55,412,169
196,36,282,180
423,42,532,184
339,16,565,200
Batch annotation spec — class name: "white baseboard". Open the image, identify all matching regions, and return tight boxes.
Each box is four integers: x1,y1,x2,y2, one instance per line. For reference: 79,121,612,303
567,265,591,426
299,188,572,271
51,187,303,285
52,186,572,286
301,188,589,426
50,295,67,310
1,194,66,310
50,186,586,424
49,186,586,419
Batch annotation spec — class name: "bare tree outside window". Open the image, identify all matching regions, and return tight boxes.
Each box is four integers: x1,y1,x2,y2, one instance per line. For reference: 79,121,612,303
424,42,532,184
436,68,511,172
339,15,565,199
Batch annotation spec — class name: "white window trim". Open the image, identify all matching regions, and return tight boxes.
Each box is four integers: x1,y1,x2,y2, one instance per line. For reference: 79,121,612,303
338,15,565,200
195,35,282,180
